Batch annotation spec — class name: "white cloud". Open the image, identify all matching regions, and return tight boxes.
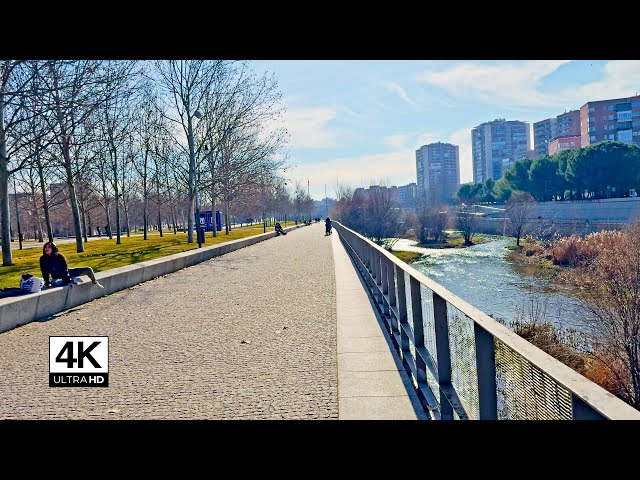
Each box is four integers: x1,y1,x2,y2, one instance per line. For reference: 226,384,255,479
281,103,337,149
384,133,410,149
379,81,415,105
418,60,572,108
293,149,417,197
418,60,640,111
558,60,640,105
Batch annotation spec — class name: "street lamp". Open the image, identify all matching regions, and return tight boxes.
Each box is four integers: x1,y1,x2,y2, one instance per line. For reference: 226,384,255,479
193,110,203,248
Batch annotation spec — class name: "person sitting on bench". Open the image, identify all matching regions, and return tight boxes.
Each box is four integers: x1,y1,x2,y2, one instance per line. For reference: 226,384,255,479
40,241,104,288
275,222,287,236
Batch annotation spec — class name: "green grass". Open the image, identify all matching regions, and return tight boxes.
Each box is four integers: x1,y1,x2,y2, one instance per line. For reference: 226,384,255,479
0,221,298,290
392,251,422,264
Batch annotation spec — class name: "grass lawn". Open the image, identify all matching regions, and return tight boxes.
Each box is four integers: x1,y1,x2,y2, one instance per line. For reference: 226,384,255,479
0,221,297,290
392,251,422,264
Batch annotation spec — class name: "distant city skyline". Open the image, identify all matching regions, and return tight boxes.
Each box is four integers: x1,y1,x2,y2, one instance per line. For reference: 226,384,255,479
253,60,640,199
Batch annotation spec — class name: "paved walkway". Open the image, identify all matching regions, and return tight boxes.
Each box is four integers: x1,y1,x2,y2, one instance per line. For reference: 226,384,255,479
0,224,337,419
331,232,427,420
0,223,425,419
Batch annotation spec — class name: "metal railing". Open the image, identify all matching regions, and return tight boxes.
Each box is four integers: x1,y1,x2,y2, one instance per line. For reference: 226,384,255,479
334,222,640,420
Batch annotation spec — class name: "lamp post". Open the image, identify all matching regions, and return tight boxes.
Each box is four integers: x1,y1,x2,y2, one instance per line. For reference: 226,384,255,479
193,110,203,248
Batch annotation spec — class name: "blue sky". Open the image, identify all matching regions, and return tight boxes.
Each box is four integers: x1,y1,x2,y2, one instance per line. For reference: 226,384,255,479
253,60,640,200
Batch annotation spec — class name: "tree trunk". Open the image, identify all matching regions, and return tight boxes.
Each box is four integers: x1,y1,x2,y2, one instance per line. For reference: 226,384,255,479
112,153,121,245
0,90,13,265
124,205,130,238
224,199,230,234
171,203,177,235
36,153,53,242
63,143,84,253
143,173,148,240
100,172,112,239
156,177,163,238
79,191,88,243
31,192,44,243
187,119,195,243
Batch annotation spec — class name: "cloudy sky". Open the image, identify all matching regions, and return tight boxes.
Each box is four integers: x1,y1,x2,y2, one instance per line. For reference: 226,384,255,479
253,60,640,200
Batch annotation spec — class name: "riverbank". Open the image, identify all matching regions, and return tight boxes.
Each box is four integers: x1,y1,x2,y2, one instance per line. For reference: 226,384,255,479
415,231,489,249
505,241,562,277
391,251,422,263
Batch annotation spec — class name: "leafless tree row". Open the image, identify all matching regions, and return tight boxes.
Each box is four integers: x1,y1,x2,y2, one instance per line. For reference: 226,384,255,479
0,60,296,266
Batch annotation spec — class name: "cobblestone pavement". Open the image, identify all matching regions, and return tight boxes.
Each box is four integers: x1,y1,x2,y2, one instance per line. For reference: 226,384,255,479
0,224,337,419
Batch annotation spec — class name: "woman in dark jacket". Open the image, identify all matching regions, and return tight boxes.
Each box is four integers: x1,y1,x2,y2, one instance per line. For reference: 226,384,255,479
40,242,103,288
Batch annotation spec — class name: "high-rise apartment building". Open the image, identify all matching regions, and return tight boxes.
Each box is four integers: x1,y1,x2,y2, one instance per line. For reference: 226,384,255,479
415,142,460,204
471,119,531,184
398,182,417,208
533,110,580,158
580,95,640,147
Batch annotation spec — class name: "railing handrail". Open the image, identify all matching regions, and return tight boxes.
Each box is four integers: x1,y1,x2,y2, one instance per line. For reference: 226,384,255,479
334,221,640,420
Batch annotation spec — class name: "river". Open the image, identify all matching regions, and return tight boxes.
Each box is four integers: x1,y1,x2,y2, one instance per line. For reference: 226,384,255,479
392,236,588,332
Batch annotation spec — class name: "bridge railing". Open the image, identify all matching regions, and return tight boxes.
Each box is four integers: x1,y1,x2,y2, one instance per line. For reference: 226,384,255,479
334,222,640,420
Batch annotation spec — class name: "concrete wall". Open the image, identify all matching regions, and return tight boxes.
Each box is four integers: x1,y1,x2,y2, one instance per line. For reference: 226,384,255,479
475,197,640,234
0,225,304,333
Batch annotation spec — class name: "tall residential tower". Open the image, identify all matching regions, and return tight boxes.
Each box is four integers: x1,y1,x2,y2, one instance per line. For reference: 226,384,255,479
471,119,531,184
415,142,460,205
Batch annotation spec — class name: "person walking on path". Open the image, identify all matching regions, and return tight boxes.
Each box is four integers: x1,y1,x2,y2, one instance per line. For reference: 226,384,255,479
325,217,332,235
40,241,104,288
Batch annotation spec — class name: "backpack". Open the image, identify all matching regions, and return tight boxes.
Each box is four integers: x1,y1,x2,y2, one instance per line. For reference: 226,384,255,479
20,273,45,293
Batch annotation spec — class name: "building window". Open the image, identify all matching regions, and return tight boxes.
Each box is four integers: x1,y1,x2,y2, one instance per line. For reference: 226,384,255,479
588,117,596,122
608,115,614,120
589,135,596,141
609,134,615,140
633,112,640,117
634,131,640,136
608,105,615,111
634,122,640,127
633,103,640,108
589,107,595,112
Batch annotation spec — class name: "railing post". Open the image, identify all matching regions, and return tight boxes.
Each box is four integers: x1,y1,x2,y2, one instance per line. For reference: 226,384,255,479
433,292,453,420
474,324,498,420
375,251,383,304
410,276,427,385
395,264,409,354
381,257,389,315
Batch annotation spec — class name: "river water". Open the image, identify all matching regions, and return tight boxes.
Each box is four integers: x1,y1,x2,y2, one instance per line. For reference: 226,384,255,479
392,236,588,332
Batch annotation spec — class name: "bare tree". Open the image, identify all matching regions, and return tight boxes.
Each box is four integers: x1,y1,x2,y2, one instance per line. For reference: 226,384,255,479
39,60,118,252
572,223,640,409
456,204,479,246
153,60,228,243
416,199,449,244
505,191,536,247
0,60,53,264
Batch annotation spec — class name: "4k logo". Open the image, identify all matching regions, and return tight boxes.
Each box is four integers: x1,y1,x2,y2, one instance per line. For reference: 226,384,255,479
49,336,109,387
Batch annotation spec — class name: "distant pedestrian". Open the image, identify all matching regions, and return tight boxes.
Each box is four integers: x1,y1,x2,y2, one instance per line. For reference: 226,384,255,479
325,217,332,235
40,241,104,288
